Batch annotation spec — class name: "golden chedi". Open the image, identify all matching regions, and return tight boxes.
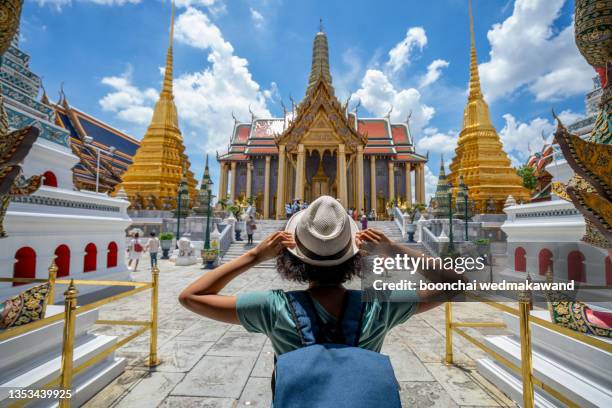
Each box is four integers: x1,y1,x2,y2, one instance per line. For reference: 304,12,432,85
115,4,197,209
448,1,529,213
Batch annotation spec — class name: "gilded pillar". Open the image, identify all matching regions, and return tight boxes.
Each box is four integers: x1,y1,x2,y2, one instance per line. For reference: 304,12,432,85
417,163,426,204
218,162,227,200
388,161,395,202
356,145,364,211
264,156,271,218
295,144,305,200
337,144,347,207
405,163,412,206
246,161,252,199
422,164,427,204
229,161,237,203
370,155,376,213
275,145,286,220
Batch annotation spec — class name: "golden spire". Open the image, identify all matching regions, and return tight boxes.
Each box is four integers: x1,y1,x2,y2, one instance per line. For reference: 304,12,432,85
161,0,175,97
150,0,179,130
115,1,197,210
468,0,482,101
306,19,333,94
447,0,529,213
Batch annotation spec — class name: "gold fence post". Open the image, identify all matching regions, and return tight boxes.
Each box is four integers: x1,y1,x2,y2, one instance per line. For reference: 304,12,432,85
45,261,58,317
147,266,160,367
59,280,78,408
519,292,534,408
445,302,453,364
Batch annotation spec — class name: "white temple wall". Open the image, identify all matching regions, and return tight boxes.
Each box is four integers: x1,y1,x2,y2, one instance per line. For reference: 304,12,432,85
21,138,79,190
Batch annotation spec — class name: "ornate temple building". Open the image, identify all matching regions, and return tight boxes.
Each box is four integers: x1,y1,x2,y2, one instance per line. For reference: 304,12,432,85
448,2,529,213
115,5,197,210
217,26,428,219
53,95,140,193
0,29,131,302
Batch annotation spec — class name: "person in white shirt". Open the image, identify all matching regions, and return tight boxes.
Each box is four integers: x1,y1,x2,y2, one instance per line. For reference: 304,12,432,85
128,233,144,272
146,232,161,268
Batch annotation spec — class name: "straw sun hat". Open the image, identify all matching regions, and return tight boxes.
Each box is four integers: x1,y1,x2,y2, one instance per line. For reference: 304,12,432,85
284,195,359,266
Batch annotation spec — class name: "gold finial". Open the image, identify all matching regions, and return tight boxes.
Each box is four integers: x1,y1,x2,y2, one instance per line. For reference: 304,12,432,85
468,0,483,101
161,0,175,97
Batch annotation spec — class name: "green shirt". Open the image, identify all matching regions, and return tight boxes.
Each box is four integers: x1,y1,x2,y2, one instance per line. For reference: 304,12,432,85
236,290,419,355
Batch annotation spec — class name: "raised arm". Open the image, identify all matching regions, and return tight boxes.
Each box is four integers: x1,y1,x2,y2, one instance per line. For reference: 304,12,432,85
356,229,468,314
178,231,295,324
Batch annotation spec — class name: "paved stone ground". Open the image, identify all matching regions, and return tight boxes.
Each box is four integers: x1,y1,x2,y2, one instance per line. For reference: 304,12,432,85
84,245,518,408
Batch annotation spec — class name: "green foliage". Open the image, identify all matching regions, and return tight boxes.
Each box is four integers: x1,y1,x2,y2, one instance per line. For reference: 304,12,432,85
160,232,174,241
403,203,426,223
218,197,230,210
227,204,243,218
475,238,490,245
517,165,537,190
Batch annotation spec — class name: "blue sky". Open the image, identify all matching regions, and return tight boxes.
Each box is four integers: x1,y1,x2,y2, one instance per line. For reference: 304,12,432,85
23,0,595,198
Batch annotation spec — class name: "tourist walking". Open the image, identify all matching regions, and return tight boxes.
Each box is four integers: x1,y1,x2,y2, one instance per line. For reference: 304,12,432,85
246,215,257,245
285,203,292,219
179,195,467,408
146,232,160,268
128,232,143,272
361,214,368,230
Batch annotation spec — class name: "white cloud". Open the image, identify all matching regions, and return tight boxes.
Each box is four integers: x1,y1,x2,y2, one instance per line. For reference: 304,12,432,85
419,59,449,88
99,7,273,153
479,0,593,101
386,27,427,73
250,8,264,29
416,129,458,155
99,67,158,126
424,164,439,202
352,69,435,132
36,0,140,9
499,109,581,161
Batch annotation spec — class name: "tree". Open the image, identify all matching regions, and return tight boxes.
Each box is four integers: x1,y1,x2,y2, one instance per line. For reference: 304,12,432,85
517,165,537,190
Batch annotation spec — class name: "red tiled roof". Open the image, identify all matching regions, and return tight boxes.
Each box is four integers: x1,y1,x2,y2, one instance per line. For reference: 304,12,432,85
365,147,395,154
358,120,389,138
391,125,410,144
395,153,427,162
233,124,251,144
246,147,279,155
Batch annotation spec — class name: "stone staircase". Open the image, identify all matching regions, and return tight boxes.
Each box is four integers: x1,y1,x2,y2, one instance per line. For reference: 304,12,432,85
222,220,428,267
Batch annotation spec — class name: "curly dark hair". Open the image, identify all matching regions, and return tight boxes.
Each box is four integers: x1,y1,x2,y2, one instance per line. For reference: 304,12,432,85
276,249,362,284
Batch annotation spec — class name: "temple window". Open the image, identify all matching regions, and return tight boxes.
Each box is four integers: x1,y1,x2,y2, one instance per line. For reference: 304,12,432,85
13,247,36,286
567,251,585,282
514,247,526,272
538,248,553,276
42,171,58,187
84,243,97,273
54,244,71,277
107,242,118,268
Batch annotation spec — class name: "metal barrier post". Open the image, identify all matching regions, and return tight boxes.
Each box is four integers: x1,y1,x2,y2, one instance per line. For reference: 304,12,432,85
519,293,534,408
46,261,58,316
59,280,78,408
445,302,453,364
147,266,160,367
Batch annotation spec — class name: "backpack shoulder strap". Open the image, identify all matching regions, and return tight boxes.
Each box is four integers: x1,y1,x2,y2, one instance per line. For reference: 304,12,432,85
285,291,319,347
340,290,365,347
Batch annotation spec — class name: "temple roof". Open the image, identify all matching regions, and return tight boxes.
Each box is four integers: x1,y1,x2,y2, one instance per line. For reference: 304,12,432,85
54,101,139,192
218,25,426,164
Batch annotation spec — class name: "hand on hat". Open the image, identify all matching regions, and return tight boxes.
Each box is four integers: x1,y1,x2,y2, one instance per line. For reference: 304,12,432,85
355,229,392,248
250,231,296,262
